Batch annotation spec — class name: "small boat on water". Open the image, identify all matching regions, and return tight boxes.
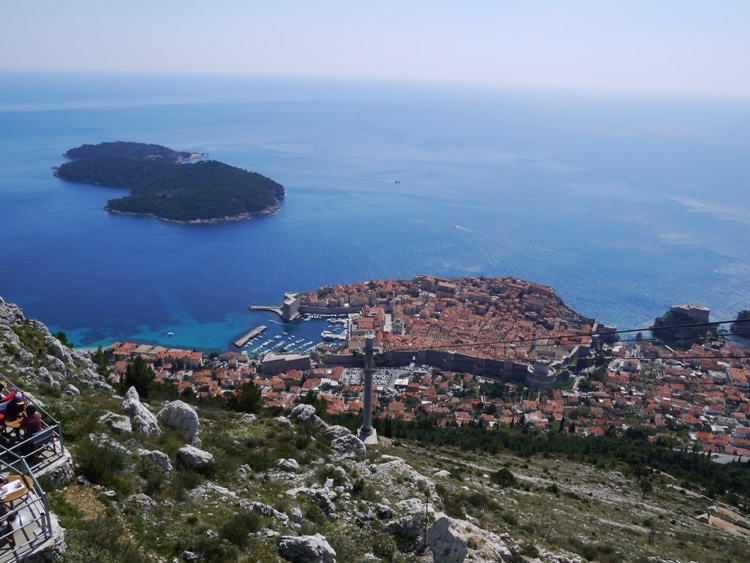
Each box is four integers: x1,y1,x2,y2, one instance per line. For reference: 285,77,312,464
166,331,174,337
321,330,347,341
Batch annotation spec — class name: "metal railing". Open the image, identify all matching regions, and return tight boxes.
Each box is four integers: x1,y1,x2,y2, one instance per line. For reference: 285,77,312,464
0,456,53,562
0,380,65,474
3,424,63,474
0,379,64,561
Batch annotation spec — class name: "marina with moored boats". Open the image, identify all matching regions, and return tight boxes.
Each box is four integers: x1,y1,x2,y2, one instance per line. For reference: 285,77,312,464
232,313,351,359
233,325,267,348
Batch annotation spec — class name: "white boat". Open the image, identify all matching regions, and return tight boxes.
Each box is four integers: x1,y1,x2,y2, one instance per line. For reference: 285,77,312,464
321,330,347,341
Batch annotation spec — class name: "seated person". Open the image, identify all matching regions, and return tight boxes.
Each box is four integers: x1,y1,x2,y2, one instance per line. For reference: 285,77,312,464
19,406,45,457
0,386,17,418
20,405,43,437
3,395,24,422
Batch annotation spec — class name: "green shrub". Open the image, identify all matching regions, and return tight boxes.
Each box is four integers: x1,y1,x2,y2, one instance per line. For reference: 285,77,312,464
75,437,134,494
175,533,239,562
167,469,204,501
500,511,518,527
315,465,347,487
372,531,397,559
491,467,516,489
53,406,102,442
252,447,279,472
136,456,169,496
351,478,379,501
304,501,327,526
37,382,63,399
326,527,371,562
61,516,151,563
219,508,262,547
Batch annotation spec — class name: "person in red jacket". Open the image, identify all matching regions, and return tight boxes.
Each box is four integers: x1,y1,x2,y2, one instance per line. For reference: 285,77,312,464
0,385,17,422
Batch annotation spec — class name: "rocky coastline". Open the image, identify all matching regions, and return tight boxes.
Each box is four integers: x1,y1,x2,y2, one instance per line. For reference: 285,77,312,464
103,202,282,225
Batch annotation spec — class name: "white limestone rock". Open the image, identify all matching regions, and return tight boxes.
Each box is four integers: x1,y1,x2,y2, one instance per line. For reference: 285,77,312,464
240,413,258,424
425,516,467,563
322,425,352,440
278,458,300,472
122,386,161,435
178,445,214,470
290,404,328,430
190,482,237,503
99,411,133,435
241,500,290,525
278,533,336,563
126,493,158,511
286,485,339,516
47,336,74,365
275,415,292,428
385,515,424,540
369,457,437,502
138,448,174,472
331,433,366,458
291,507,303,524
427,514,515,562
157,400,200,443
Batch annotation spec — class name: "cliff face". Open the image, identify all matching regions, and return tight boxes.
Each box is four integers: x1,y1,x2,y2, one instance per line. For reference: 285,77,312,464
0,296,113,393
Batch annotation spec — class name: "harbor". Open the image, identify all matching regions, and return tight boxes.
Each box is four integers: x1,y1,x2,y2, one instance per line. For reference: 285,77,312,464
233,325,267,348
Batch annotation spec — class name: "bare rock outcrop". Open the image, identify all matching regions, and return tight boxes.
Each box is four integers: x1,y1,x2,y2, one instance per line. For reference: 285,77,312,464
157,400,200,443
0,297,113,391
122,386,161,435
385,497,436,540
331,433,366,458
291,404,366,458
278,533,336,563
178,445,214,470
137,448,173,472
290,404,327,430
426,514,515,562
99,411,133,435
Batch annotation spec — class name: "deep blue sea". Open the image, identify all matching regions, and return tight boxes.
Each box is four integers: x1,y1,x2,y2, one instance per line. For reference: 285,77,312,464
1,72,749,351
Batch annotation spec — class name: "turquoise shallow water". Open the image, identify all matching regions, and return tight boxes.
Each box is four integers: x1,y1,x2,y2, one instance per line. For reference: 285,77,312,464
1,72,749,351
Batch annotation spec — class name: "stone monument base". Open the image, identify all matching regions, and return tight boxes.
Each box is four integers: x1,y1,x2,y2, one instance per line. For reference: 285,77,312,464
358,428,379,445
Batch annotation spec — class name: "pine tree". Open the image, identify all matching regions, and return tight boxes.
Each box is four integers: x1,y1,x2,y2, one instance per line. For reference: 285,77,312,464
123,356,154,398
227,382,263,413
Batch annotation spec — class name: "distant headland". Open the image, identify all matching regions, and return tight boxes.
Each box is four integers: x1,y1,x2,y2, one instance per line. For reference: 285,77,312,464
54,141,285,224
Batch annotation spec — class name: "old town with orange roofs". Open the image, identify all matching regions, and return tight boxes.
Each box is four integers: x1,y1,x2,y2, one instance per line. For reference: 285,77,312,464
107,275,750,462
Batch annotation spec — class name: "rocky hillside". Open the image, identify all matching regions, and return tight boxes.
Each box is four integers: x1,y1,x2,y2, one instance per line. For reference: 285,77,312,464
1,296,749,562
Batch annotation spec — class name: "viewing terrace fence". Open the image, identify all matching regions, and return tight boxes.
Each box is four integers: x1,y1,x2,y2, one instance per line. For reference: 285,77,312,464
1,380,65,475
0,379,65,561
0,455,53,562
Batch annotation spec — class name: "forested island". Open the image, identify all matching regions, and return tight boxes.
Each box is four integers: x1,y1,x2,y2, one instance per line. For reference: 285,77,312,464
55,141,285,224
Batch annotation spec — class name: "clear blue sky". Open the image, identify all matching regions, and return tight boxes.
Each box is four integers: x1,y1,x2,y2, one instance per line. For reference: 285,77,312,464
3,1,749,96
